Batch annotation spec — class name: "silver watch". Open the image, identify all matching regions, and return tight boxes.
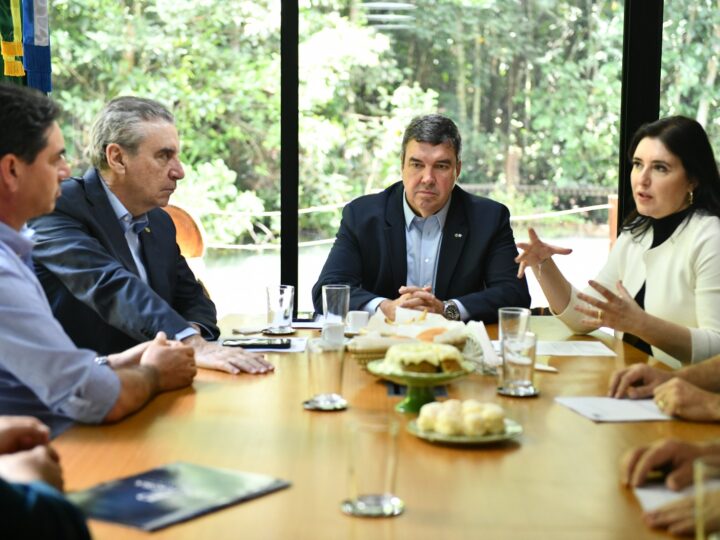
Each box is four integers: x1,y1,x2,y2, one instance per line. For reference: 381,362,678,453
94,356,110,366
443,300,461,321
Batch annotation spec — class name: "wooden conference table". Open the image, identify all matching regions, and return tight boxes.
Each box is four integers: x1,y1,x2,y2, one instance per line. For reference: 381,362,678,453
54,317,720,540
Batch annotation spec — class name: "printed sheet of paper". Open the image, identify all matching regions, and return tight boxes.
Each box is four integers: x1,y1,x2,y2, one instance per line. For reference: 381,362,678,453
554,397,672,422
293,320,322,329
536,341,616,357
493,340,615,357
634,480,720,512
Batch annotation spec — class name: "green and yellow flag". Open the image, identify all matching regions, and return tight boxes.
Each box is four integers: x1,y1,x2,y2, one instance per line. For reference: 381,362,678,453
0,0,26,83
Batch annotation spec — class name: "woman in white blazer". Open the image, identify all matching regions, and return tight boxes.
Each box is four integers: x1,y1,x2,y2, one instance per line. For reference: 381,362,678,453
516,116,720,368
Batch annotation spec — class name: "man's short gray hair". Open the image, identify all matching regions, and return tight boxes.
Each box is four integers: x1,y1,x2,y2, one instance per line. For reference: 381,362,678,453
88,96,175,170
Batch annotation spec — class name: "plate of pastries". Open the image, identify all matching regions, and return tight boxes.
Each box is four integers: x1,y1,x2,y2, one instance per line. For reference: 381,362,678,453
407,399,523,445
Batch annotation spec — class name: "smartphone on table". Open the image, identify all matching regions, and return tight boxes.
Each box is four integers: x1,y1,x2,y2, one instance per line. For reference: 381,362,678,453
222,338,291,349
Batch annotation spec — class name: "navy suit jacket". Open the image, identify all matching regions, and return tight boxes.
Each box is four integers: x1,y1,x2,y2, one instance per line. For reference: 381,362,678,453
29,168,219,354
311,182,530,322
1,479,90,540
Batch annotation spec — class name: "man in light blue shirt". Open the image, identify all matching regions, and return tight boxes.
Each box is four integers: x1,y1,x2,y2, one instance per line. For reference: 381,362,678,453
0,83,197,437
313,114,530,322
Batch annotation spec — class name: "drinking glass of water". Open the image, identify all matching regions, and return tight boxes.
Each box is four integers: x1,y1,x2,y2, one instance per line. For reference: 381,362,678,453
497,331,539,397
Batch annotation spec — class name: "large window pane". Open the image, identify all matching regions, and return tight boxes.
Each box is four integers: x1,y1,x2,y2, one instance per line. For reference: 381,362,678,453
52,0,281,317
661,3,720,134
299,0,623,310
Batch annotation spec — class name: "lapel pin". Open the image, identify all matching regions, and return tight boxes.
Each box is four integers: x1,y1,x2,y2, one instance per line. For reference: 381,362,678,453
144,227,151,234
454,233,463,238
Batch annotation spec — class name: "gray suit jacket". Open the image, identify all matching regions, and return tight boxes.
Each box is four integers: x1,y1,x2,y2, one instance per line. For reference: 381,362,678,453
30,168,219,354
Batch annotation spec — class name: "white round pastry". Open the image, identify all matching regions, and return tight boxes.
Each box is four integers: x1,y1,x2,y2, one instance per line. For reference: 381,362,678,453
481,403,506,434
461,399,485,416
417,402,442,431
434,407,463,435
442,399,463,414
462,411,487,436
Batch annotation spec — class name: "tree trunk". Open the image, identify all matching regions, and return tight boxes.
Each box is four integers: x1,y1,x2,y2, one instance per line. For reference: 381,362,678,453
348,0,359,23
455,17,467,124
696,0,720,126
472,27,482,134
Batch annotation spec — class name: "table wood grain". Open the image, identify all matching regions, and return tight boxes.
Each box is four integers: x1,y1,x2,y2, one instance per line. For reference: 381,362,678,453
54,317,720,539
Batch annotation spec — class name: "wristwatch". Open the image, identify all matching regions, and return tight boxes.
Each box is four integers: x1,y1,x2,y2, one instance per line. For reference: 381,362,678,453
94,356,110,367
443,300,461,321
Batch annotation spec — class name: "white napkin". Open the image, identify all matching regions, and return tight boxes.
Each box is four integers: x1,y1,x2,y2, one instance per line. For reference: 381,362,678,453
467,321,500,368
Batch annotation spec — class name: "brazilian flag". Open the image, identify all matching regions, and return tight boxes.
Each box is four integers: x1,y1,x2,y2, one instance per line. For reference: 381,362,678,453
0,0,26,85
0,0,51,92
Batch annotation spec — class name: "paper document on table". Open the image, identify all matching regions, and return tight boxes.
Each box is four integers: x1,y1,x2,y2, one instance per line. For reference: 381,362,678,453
491,340,614,357
554,397,672,422
492,340,617,356
293,320,322,329
537,341,615,356
634,480,720,512
254,338,307,353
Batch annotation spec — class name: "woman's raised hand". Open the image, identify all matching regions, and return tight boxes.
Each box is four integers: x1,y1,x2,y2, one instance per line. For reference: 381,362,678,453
515,227,573,278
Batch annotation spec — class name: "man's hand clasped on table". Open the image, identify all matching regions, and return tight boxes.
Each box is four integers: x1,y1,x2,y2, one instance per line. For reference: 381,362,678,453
379,285,444,321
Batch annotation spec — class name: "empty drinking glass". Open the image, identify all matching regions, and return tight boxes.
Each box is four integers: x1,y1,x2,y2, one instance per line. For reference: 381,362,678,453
266,285,294,334
341,414,404,517
303,337,347,411
322,284,350,324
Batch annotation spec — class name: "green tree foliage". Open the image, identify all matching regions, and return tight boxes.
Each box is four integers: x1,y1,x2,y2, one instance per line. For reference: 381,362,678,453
661,1,720,141
50,1,718,246
386,0,623,189
51,0,280,244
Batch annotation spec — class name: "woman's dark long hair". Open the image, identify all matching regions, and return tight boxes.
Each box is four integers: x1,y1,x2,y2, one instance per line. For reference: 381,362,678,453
622,116,720,235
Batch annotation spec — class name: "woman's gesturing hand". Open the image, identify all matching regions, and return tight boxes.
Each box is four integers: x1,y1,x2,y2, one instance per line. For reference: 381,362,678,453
576,280,645,333
515,227,572,278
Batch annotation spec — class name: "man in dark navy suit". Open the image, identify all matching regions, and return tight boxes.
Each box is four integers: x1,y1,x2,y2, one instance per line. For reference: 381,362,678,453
312,114,530,322
31,97,273,375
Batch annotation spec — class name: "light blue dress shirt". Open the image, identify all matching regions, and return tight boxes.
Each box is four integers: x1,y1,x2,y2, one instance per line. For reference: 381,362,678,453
0,221,120,436
99,179,199,342
100,179,150,283
405,193,449,290
362,192,470,320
